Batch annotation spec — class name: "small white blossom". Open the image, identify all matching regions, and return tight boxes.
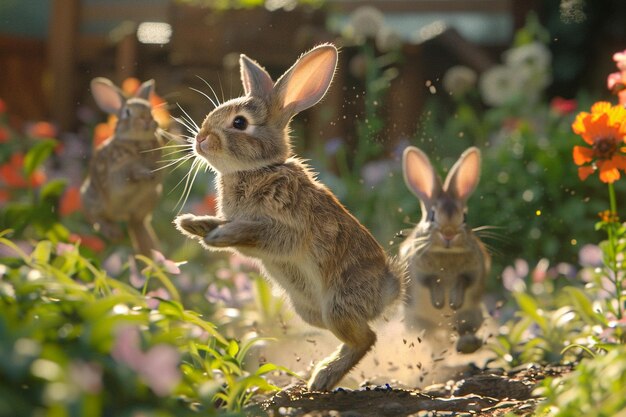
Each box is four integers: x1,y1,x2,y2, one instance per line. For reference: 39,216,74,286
442,65,477,97
479,65,523,107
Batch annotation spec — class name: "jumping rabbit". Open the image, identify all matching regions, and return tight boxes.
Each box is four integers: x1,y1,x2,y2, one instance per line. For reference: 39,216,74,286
81,77,164,256
399,146,490,354
174,44,404,391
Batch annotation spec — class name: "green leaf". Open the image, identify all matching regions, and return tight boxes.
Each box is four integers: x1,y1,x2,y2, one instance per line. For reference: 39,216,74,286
564,286,608,326
514,292,549,332
40,179,66,202
227,340,240,357
32,240,52,264
23,139,57,176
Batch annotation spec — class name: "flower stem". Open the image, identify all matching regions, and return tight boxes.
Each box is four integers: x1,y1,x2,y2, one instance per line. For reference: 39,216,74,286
607,182,622,320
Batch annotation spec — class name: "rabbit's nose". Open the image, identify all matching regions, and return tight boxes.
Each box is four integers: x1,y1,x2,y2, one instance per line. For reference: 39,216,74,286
196,134,207,143
441,227,457,241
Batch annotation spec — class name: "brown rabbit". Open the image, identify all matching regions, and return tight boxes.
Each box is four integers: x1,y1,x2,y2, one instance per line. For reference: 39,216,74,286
174,44,404,391
81,77,164,256
399,146,490,354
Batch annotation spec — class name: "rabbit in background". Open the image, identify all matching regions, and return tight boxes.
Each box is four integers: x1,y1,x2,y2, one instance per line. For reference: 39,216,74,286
174,44,405,391
81,77,164,256
399,146,490,354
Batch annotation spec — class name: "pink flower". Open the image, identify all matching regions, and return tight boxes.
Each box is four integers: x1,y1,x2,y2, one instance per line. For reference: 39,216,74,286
613,49,626,71
150,249,181,275
111,326,181,397
607,72,623,91
69,361,103,394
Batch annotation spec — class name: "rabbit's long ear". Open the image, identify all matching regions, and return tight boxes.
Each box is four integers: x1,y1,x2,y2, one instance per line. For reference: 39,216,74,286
444,147,481,202
240,55,274,97
135,79,154,100
91,78,125,114
274,43,337,117
403,146,440,204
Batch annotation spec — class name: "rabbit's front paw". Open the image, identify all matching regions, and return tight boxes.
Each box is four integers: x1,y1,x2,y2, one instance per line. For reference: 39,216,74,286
174,214,221,239
456,334,482,354
203,227,234,248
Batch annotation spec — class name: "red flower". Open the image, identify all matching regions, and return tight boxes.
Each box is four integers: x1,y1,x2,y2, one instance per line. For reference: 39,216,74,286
69,233,105,252
0,188,10,203
192,194,217,215
60,186,82,216
0,153,46,188
0,98,6,114
0,127,9,143
550,97,577,115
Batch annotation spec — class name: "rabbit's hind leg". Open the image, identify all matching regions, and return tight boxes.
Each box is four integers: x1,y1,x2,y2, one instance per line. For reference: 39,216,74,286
308,307,376,391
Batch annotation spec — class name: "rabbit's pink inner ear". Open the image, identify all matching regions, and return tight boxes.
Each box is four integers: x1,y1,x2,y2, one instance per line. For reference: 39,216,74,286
280,45,337,114
91,79,124,114
240,55,274,97
403,147,438,201
446,149,481,201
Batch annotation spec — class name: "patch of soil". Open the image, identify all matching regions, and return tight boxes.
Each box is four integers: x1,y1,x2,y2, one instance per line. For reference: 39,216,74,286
257,364,572,417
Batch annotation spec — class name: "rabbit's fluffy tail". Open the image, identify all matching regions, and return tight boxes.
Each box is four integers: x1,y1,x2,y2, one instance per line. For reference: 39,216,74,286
128,217,160,257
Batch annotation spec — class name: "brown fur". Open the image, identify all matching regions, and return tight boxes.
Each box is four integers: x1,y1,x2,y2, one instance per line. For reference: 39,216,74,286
81,78,164,256
174,44,405,391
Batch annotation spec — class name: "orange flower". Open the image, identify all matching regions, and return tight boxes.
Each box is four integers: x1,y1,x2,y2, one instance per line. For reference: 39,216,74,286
598,210,620,224
27,121,57,139
93,120,114,149
60,186,82,216
0,153,46,188
571,102,626,183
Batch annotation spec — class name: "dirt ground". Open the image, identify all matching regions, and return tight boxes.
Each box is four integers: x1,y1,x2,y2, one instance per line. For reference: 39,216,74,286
246,314,570,417
256,363,571,417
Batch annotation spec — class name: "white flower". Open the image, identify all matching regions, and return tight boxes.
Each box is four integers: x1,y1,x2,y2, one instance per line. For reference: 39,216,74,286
503,42,552,102
442,65,477,97
344,6,385,42
503,42,551,71
376,26,402,52
479,65,523,107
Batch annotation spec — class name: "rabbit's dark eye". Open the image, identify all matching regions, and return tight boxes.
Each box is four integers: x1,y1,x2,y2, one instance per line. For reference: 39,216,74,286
463,213,467,223
232,115,248,130
428,210,435,222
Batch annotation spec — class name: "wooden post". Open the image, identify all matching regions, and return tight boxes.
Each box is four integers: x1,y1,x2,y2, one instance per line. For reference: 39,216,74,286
116,30,138,82
48,0,80,131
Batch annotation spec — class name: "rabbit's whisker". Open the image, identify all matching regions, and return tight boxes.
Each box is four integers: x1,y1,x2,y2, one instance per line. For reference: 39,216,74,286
141,143,193,155
472,225,505,232
160,147,193,158
175,157,203,212
196,75,222,107
154,153,195,173
156,127,189,145
176,104,200,131
190,87,218,109
169,156,200,198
